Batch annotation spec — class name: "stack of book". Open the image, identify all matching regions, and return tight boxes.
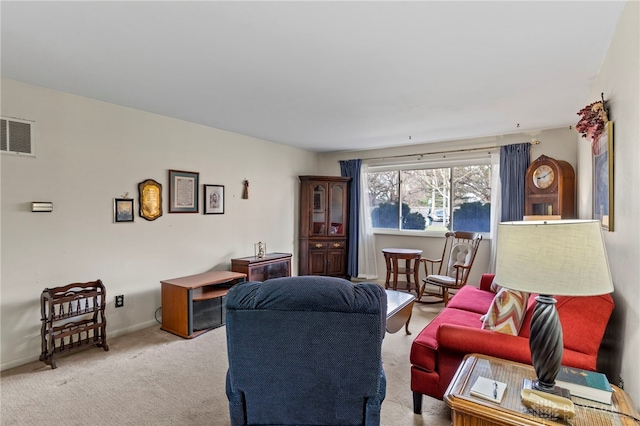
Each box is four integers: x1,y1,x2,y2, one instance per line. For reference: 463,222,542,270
555,366,613,404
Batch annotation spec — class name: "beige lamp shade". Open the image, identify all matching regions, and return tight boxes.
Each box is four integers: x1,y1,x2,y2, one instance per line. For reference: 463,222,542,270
494,220,613,296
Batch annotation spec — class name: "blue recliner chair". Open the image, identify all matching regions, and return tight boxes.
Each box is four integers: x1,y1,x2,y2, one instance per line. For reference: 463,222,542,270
225,275,387,426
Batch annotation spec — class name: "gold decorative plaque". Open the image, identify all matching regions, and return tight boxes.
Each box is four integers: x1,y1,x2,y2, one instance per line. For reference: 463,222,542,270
138,179,163,221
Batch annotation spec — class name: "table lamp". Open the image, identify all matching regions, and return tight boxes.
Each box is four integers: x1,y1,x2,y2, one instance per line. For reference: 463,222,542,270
494,220,613,395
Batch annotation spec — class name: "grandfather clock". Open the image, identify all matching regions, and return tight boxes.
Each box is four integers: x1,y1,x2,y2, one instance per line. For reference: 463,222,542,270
524,155,576,218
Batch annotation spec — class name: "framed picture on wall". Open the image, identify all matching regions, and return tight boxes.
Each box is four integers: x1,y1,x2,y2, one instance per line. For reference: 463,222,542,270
114,198,134,223
593,121,613,231
168,169,199,213
204,184,224,214
138,179,163,221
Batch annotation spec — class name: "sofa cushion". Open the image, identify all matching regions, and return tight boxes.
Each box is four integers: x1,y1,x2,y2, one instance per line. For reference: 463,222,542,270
410,307,483,372
481,288,529,335
446,285,495,315
446,243,474,276
519,294,614,355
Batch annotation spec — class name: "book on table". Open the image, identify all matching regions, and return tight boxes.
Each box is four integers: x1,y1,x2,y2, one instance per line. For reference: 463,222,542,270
555,366,613,404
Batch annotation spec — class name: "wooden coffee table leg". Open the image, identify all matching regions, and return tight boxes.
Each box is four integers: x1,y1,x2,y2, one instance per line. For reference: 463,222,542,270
404,301,414,334
404,304,413,334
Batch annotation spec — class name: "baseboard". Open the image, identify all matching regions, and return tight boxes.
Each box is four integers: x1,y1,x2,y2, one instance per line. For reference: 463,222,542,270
108,319,158,339
1,353,42,371
0,319,159,372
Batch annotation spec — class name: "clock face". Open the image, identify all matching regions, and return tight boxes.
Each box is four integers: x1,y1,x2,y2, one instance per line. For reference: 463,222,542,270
533,165,555,189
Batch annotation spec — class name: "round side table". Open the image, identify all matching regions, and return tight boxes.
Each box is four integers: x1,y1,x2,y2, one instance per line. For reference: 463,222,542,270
382,248,422,294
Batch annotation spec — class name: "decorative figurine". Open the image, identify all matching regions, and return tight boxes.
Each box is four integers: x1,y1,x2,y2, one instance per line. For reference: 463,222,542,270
243,179,249,199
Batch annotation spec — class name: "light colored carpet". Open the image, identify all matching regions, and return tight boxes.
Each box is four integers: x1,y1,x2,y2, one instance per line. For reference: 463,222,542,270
0,301,450,425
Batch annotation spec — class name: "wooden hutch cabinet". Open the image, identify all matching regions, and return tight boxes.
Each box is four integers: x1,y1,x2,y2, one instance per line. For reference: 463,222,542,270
299,176,351,278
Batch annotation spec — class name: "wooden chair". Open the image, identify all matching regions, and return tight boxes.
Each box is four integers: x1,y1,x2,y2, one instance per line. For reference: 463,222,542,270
418,231,482,305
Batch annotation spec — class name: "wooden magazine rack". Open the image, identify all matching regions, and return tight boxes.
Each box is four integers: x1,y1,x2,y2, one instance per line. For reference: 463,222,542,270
40,280,109,368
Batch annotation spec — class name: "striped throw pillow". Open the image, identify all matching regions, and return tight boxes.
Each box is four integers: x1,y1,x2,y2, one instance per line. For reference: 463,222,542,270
481,288,529,335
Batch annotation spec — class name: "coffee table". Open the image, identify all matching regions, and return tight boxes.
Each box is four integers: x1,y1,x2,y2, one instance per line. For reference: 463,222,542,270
385,289,415,334
444,353,640,426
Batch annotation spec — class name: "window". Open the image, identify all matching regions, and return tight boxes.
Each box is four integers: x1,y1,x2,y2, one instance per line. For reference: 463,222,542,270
367,160,492,233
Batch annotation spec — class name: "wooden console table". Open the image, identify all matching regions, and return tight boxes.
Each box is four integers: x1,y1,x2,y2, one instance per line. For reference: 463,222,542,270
160,270,246,338
231,252,292,282
444,353,640,426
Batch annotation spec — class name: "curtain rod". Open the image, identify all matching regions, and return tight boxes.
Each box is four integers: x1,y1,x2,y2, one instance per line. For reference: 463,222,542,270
347,140,540,162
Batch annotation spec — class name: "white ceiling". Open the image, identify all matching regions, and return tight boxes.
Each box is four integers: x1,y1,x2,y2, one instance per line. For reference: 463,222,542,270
1,1,626,153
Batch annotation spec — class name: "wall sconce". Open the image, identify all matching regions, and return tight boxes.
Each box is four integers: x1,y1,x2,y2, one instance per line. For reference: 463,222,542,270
31,202,53,212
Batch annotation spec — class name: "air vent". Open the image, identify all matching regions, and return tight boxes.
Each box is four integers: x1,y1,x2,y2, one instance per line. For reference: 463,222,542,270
1,117,35,156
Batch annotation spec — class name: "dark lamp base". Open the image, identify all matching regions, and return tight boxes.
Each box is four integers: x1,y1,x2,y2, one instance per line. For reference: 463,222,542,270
522,378,570,399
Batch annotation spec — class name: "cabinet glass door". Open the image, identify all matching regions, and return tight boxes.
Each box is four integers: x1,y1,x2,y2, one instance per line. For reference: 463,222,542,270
311,184,327,236
329,184,345,236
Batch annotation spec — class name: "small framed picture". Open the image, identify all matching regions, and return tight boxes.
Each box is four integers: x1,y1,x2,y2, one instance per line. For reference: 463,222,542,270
114,198,134,223
204,184,225,214
169,169,199,213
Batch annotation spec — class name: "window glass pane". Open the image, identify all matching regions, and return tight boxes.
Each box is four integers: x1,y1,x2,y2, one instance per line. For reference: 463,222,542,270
401,169,450,231
451,165,492,232
367,161,492,233
368,171,400,229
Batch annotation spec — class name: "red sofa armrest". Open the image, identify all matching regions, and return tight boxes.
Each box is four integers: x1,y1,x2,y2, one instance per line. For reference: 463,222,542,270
479,274,495,292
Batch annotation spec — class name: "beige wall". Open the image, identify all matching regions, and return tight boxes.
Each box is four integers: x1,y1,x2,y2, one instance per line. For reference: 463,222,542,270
319,127,578,286
576,0,639,403
0,79,318,370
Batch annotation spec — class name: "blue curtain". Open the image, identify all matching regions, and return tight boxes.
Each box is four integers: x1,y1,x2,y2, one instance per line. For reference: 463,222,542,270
340,159,361,278
500,143,531,221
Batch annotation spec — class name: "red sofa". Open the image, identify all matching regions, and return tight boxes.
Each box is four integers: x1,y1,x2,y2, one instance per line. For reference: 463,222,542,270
410,273,614,414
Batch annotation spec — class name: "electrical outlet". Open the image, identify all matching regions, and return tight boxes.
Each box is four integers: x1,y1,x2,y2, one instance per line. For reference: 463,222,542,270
115,295,124,308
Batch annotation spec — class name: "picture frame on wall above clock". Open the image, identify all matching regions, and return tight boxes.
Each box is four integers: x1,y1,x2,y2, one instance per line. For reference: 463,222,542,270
593,121,614,231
